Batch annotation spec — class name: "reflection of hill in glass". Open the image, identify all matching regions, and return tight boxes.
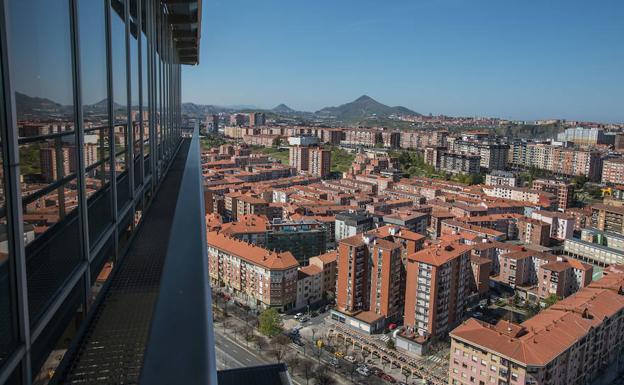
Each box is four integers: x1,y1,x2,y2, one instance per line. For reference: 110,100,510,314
15,92,66,119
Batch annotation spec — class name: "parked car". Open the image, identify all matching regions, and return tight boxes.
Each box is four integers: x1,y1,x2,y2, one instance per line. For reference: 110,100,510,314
298,316,309,323
356,367,371,377
382,374,397,383
329,358,340,367
369,366,382,375
334,351,345,358
344,355,356,363
294,312,303,319
293,339,305,347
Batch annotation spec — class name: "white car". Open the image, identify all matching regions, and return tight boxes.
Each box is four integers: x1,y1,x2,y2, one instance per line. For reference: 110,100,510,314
344,355,356,363
294,313,303,319
356,367,371,377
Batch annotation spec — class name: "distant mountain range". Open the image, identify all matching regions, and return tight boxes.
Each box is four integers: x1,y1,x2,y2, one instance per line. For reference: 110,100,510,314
315,95,420,121
181,95,421,124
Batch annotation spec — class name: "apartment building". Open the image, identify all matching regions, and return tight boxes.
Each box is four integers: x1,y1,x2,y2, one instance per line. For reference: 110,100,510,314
309,251,338,298
399,241,472,354
309,147,332,178
591,203,624,235
497,249,592,300
369,239,403,321
470,255,492,296
341,128,380,147
207,231,299,311
536,259,592,299
426,150,481,175
556,126,607,146
400,130,448,150
333,226,425,334
290,144,332,178
485,170,517,187
602,158,624,185
449,266,624,385
289,145,311,172
563,229,624,266
517,217,551,247
509,141,603,180
335,212,375,241
448,139,509,170
482,185,556,209
295,264,323,310
532,179,575,210
531,210,575,240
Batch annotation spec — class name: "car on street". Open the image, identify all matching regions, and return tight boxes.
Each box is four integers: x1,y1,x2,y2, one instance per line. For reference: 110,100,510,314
356,366,371,377
344,355,356,363
294,312,303,319
329,358,340,367
293,339,305,347
298,316,309,323
382,374,397,383
334,351,345,358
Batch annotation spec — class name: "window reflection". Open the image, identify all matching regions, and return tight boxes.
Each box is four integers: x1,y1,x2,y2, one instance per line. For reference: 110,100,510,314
0,43,16,368
80,0,114,245
10,0,82,326
111,0,131,210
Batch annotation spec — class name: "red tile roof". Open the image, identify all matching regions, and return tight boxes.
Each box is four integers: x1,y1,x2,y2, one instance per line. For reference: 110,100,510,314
208,231,299,270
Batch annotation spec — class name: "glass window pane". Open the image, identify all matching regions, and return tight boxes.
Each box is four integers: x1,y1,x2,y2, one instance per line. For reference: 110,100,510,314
79,0,114,245
0,46,17,368
111,0,131,211
141,5,150,160
9,0,82,325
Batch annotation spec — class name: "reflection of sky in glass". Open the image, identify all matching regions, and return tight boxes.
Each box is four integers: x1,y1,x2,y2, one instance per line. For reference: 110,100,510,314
111,0,127,111
10,0,73,106
79,0,107,106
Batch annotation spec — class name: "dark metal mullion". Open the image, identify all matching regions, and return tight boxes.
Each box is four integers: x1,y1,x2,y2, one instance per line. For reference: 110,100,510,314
0,0,33,381
69,0,92,307
17,130,76,145
105,0,119,260
147,0,155,192
124,0,135,205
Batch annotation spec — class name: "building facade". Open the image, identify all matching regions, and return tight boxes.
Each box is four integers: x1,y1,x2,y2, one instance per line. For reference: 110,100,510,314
0,0,199,382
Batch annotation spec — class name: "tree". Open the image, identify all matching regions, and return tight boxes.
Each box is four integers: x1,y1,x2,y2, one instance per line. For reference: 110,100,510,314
314,367,337,385
544,294,559,308
259,308,283,337
385,339,395,350
285,355,301,375
254,335,268,352
312,345,323,363
301,360,315,385
271,334,292,363
346,361,358,382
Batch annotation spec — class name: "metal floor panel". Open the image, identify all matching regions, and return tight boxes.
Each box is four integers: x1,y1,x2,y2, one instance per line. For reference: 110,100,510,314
53,140,190,385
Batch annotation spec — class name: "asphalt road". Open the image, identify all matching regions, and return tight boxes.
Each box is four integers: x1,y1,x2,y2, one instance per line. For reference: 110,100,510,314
214,328,269,370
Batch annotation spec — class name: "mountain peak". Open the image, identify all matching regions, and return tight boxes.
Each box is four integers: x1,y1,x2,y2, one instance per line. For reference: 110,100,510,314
273,103,295,113
354,95,375,103
315,95,420,121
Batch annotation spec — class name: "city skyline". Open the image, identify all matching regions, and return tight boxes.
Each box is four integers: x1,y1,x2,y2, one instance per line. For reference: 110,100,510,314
182,0,624,123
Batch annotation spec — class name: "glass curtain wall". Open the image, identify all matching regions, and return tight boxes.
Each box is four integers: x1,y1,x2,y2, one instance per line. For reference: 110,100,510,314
0,0,182,382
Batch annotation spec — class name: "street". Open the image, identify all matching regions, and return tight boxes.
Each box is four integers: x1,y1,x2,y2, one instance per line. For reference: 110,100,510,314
214,327,269,370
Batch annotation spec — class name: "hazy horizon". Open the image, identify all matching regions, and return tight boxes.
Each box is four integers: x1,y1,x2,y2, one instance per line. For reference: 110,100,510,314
182,0,624,123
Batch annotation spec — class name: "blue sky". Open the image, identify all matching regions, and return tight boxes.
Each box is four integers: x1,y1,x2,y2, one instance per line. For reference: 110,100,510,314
182,0,624,122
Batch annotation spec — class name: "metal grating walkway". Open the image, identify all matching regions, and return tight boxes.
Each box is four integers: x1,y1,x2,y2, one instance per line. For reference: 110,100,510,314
52,140,190,385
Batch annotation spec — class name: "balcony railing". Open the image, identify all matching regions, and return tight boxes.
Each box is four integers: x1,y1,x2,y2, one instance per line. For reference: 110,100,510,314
140,128,217,385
